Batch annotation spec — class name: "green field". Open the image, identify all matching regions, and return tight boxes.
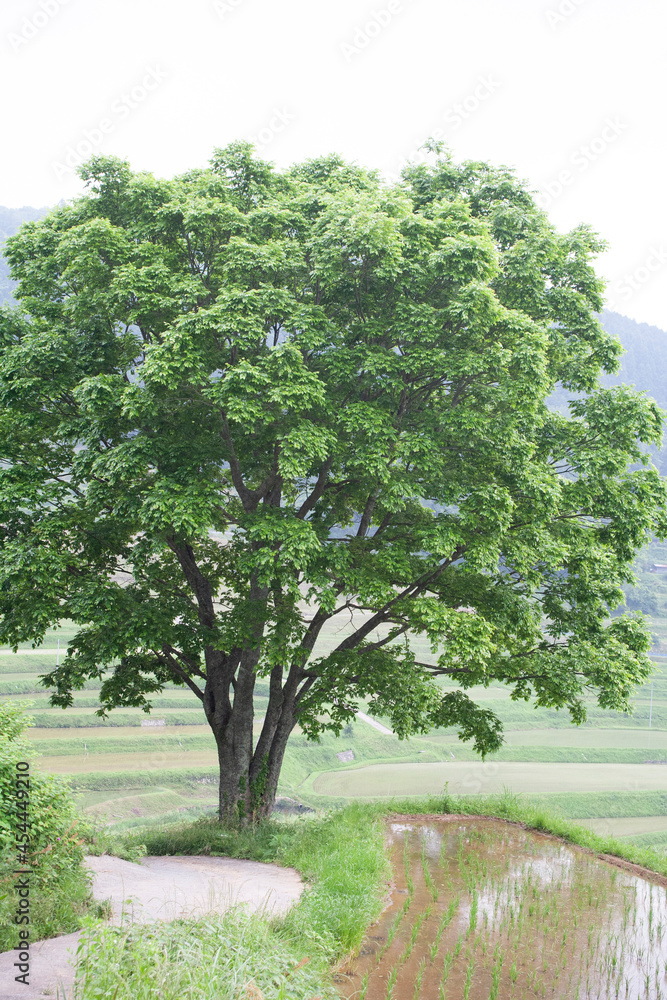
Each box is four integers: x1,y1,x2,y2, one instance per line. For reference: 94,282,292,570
493,727,667,748
79,786,218,823
579,814,667,838
308,760,667,797
27,723,214,739
43,749,220,774
2,611,667,852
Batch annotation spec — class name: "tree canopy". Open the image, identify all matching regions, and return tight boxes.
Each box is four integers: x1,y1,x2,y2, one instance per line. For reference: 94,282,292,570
1,143,665,819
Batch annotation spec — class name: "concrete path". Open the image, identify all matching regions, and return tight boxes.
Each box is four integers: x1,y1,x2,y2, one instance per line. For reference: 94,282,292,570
0,931,82,1000
90,853,304,924
0,853,304,1000
356,710,393,735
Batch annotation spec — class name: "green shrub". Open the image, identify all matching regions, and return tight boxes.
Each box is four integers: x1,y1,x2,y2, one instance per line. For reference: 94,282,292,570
0,701,92,948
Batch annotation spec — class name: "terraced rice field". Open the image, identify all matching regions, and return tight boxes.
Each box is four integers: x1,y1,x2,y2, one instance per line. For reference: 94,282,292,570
310,762,667,798
3,619,667,847
337,816,667,1000
39,748,220,774
581,816,667,838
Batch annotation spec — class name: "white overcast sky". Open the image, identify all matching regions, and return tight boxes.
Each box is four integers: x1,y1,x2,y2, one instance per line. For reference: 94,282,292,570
2,0,666,330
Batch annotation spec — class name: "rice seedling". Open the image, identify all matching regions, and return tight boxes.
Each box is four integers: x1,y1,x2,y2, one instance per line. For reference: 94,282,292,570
489,950,504,1000
378,895,413,961
429,895,460,962
421,840,439,903
412,957,426,1000
467,890,479,938
440,950,453,989
385,962,399,999
463,958,475,999
340,815,667,1000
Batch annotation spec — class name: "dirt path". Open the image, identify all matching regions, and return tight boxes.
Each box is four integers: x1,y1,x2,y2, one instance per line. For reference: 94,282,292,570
0,854,304,1000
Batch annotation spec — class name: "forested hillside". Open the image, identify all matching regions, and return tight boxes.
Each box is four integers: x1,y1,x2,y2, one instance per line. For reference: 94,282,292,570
599,311,667,473
599,311,667,408
545,310,667,474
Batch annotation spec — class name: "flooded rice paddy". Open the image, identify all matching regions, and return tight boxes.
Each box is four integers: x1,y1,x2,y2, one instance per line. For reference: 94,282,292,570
336,817,667,1000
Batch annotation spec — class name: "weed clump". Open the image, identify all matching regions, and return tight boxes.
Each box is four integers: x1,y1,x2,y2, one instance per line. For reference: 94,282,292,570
0,702,92,949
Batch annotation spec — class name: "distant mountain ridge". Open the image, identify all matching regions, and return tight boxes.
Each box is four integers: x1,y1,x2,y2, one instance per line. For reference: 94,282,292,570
546,310,667,471
0,204,51,243
596,310,667,410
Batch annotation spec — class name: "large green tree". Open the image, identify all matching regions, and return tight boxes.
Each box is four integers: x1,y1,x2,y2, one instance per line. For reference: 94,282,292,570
1,144,665,820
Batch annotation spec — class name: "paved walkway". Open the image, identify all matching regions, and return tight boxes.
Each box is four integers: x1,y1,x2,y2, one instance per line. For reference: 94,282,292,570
0,853,304,999
356,710,393,735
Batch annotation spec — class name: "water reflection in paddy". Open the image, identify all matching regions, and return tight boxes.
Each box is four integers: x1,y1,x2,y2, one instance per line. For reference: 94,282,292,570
336,817,667,1000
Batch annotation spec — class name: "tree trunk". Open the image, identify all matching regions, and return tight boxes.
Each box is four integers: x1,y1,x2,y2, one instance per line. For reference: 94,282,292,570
248,710,296,821
168,539,298,822
205,657,300,823
209,708,296,822
203,646,255,822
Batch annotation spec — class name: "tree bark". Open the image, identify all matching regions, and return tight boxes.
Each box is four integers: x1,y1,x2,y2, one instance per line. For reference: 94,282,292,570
206,657,298,822
248,665,301,820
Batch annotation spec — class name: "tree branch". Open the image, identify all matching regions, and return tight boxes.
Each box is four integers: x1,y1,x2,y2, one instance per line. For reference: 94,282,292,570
333,545,466,654
356,486,381,538
165,537,217,631
153,645,206,699
218,409,282,511
296,458,333,519
363,621,411,651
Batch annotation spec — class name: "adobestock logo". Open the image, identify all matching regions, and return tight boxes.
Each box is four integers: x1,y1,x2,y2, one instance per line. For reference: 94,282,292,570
606,246,667,309
212,0,248,16
385,75,502,184
248,107,296,151
544,0,589,28
535,116,627,209
7,0,73,52
439,75,501,130
51,66,168,179
340,1,403,63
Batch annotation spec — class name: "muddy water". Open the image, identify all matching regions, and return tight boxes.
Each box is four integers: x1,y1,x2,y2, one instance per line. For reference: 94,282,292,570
336,817,667,1000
